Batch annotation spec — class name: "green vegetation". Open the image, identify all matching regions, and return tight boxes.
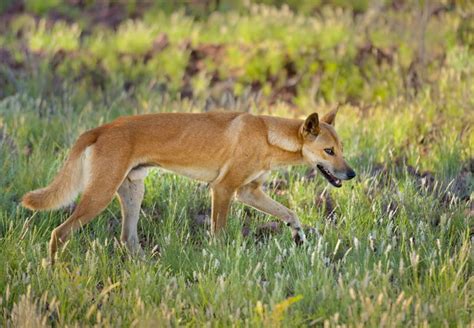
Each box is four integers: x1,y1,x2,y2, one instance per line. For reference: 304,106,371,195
0,1,472,326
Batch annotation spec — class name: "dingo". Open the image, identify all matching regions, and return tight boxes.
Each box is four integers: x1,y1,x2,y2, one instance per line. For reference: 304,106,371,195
22,110,355,261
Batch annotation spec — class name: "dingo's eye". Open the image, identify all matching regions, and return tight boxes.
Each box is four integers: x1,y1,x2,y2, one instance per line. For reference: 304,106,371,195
324,148,335,156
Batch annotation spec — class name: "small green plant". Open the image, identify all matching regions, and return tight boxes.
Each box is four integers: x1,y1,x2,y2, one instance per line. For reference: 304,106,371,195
25,0,61,15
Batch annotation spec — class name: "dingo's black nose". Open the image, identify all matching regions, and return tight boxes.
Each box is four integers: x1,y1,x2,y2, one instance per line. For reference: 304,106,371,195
347,169,356,180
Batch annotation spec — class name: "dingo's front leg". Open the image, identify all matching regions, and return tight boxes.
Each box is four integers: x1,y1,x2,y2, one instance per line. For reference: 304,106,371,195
210,185,235,234
236,184,306,244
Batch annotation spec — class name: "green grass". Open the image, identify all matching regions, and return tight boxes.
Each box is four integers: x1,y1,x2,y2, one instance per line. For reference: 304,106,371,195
0,1,473,327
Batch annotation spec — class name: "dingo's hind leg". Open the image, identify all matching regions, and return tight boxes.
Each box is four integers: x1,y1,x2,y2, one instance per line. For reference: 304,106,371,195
49,155,130,262
117,168,148,254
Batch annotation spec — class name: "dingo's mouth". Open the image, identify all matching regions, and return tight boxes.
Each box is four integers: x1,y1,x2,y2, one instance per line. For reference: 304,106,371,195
317,164,342,188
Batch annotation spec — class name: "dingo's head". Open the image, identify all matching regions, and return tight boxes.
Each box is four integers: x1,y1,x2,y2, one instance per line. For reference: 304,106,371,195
300,109,356,188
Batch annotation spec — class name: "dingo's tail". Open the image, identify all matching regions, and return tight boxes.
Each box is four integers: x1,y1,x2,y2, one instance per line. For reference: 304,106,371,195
22,129,99,210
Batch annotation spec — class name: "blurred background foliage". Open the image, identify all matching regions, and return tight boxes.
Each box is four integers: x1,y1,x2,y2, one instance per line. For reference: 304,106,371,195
0,0,472,107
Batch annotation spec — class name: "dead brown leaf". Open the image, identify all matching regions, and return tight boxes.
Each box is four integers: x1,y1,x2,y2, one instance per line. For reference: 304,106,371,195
314,190,336,222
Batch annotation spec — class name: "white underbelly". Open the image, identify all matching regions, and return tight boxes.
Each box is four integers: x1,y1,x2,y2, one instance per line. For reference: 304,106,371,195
162,165,219,182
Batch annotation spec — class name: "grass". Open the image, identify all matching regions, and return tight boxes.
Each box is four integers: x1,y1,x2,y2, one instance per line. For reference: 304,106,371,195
0,1,473,327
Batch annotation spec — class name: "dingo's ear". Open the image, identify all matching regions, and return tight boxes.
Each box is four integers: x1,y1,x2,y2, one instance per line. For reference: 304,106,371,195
302,113,320,137
322,108,338,126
